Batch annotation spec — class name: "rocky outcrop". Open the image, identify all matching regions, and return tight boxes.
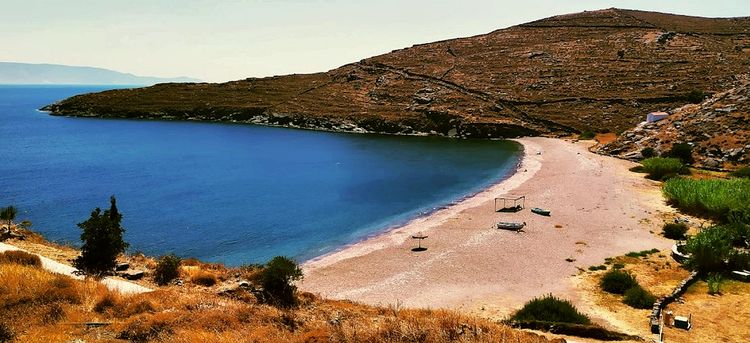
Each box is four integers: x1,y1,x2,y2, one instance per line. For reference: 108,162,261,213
598,80,750,169
42,8,750,139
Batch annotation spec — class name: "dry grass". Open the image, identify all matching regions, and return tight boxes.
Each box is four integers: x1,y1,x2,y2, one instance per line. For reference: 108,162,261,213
576,249,750,341
0,250,42,267
189,270,218,286
662,280,750,342
0,260,558,343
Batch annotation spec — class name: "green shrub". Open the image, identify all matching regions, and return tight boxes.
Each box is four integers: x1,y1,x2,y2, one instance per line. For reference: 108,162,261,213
641,147,656,158
728,251,750,271
728,209,750,226
579,131,595,139
663,178,750,220
663,223,688,240
511,294,591,324
613,263,625,270
600,270,638,294
154,254,181,286
623,285,656,309
256,256,304,308
707,273,723,295
729,166,750,179
0,250,41,267
641,158,687,180
686,89,706,104
588,265,607,271
663,143,694,164
685,226,733,272
625,249,660,258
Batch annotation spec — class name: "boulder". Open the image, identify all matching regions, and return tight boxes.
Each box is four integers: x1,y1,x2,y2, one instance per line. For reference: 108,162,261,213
119,270,144,280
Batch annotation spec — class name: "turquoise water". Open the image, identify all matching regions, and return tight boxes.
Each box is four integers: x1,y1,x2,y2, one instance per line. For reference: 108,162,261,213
0,86,521,265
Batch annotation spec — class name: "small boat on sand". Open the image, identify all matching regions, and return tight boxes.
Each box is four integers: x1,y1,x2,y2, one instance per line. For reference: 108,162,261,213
496,221,526,232
531,207,551,216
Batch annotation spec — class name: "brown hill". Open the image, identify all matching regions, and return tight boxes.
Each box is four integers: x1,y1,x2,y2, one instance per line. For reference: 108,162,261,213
43,8,750,138
598,79,750,169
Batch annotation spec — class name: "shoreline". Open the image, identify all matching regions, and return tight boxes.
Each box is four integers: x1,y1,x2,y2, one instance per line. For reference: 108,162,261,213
303,138,540,270
299,136,673,318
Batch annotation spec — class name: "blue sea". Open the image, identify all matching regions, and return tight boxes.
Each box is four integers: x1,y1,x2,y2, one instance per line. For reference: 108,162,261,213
0,85,521,265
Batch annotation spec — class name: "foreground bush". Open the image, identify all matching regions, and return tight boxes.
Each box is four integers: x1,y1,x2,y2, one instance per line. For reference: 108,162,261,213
641,147,656,158
663,223,688,240
257,256,303,308
641,157,686,180
511,294,590,324
663,143,694,164
623,285,656,309
0,250,41,267
154,254,181,286
730,166,750,179
600,270,638,294
663,178,750,220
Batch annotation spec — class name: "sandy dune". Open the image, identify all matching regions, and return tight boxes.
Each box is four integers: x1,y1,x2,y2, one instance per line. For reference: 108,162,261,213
301,137,673,319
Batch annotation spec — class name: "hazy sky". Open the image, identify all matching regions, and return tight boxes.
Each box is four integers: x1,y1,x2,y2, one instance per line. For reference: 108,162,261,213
2,0,748,82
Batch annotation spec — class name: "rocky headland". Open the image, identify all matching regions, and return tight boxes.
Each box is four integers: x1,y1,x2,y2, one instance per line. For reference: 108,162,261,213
42,8,750,141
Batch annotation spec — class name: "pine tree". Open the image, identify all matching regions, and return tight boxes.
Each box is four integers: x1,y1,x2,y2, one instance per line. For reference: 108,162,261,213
74,196,128,275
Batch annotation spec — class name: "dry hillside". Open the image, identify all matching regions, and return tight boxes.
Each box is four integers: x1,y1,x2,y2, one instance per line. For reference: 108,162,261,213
43,8,750,138
599,80,750,169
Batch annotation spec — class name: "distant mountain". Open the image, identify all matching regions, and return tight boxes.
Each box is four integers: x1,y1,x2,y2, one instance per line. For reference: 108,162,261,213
0,62,201,85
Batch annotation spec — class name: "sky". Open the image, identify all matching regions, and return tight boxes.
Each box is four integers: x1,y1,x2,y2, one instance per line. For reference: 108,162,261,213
2,0,748,82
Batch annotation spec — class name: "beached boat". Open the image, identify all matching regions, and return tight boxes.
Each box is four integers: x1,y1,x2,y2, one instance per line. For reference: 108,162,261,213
496,221,526,231
531,207,551,216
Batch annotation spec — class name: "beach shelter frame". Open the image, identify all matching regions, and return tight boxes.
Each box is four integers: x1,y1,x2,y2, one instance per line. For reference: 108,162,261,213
495,196,525,212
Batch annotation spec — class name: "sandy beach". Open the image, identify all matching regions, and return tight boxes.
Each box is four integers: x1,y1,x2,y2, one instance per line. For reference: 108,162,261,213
301,137,674,319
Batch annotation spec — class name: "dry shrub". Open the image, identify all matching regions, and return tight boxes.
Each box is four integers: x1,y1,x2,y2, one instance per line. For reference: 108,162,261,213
43,276,81,305
118,298,157,318
117,312,177,343
0,250,42,267
182,258,201,266
191,270,217,286
0,264,81,308
42,303,66,324
295,327,330,343
193,308,241,332
93,292,121,313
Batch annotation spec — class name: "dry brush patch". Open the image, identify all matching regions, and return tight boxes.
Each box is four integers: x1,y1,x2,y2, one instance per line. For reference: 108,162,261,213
0,259,559,343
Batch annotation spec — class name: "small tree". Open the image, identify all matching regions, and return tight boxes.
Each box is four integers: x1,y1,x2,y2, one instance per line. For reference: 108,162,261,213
154,254,181,286
257,256,303,307
74,196,128,276
0,206,18,227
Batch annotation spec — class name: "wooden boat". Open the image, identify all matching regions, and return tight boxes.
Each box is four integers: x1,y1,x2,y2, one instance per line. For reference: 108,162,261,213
531,207,551,216
496,221,526,231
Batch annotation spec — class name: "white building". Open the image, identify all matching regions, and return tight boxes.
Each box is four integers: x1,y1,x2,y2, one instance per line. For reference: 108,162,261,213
646,111,669,123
